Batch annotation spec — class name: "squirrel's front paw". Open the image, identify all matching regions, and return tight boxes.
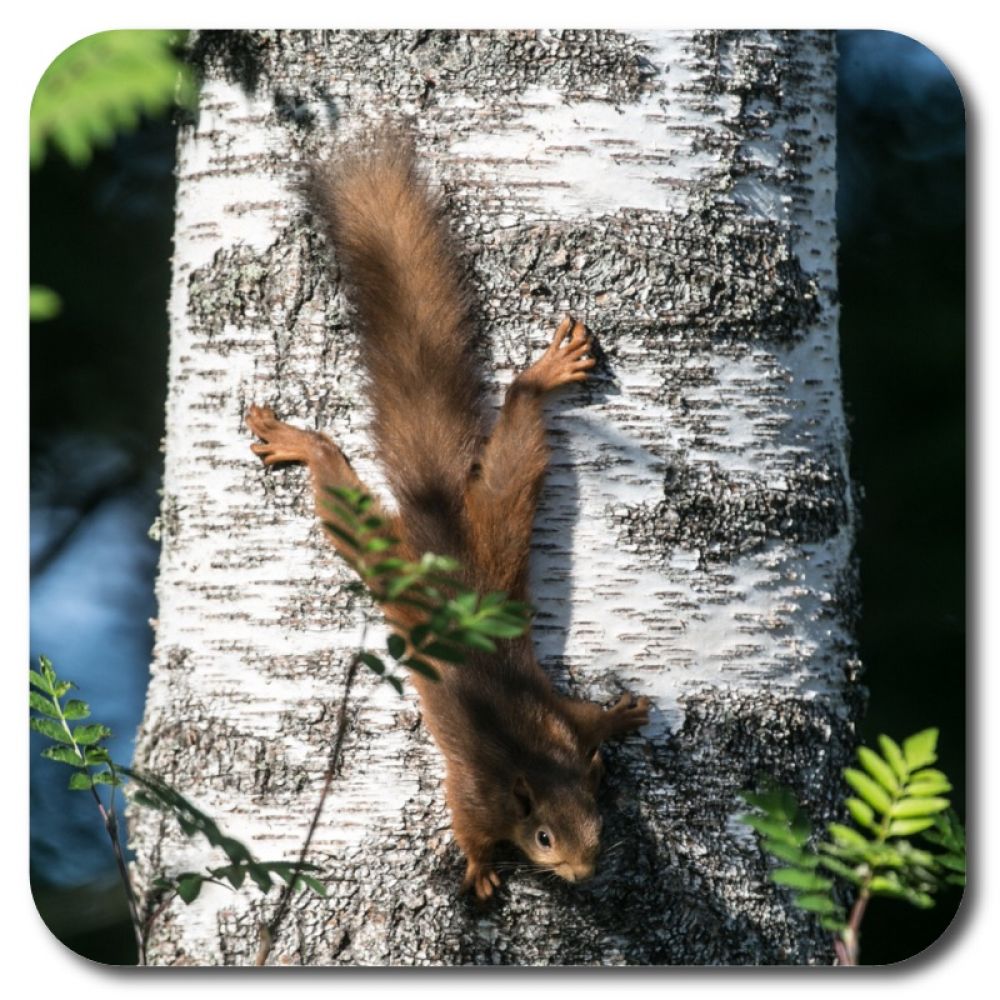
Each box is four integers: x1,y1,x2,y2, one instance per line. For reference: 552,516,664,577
608,692,651,735
462,861,501,902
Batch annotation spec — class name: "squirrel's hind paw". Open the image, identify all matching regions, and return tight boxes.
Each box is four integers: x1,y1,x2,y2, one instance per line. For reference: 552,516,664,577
526,316,597,392
246,405,311,466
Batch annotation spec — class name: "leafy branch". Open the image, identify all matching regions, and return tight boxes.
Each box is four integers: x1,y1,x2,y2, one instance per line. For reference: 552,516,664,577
255,487,533,963
30,30,197,321
31,30,195,169
322,485,532,693
128,768,325,905
30,657,325,965
33,492,533,964
740,728,965,965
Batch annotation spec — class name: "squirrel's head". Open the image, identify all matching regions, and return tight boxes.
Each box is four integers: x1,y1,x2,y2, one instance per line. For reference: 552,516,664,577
509,755,604,883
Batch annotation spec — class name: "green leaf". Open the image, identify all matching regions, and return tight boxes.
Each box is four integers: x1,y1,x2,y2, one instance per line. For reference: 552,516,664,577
817,855,864,885
451,592,478,615
857,746,899,794
29,692,59,718
771,868,833,892
449,629,496,653
358,652,385,675
761,840,819,868
72,724,111,745
30,717,72,744
218,836,252,864
387,634,406,660
385,675,404,695
323,499,361,528
891,797,949,818
826,823,869,851
868,875,934,907
29,669,51,693
937,854,966,875
878,735,908,782
211,864,246,889
386,574,421,599
30,285,63,321
902,729,939,770
326,485,363,504
68,772,93,790
247,865,273,893
846,797,876,830
408,624,432,647
910,768,950,786
294,874,327,896
62,700,91,720
843,768,892,815
887,817,936,837
85,747,111,765
41,745,86,767
322,521,361,551
740,789,785,815
472,618,526,639
906,772,953,796
177,875,204,904
420,641,467,665
741,815,808,847
793,893,839,915
371,558,406,575
820,915,847,932
403,657,441,682
31,31,194,168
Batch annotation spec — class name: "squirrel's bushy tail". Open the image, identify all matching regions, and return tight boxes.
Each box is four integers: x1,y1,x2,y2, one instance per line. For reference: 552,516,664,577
308,135,487,558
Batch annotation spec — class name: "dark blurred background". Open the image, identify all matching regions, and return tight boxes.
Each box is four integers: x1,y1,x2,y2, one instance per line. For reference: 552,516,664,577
28,30,966,965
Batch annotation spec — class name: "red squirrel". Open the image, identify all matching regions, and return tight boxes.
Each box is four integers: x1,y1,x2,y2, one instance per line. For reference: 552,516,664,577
247,136,650,901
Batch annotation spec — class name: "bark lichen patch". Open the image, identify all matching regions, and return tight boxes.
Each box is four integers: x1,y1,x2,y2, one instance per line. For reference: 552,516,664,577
135,706,308,804
613,449,848,567
186,222,332,347
683,30,835,148
465,205,820,347
192,30,652,110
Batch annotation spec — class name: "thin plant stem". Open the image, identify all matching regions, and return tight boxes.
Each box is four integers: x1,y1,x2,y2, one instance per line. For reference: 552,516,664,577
256,621,367,966
836,887,870,966
54,701,146,964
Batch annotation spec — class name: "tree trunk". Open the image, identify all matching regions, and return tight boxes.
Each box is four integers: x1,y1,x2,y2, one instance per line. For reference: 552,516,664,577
132,29,860,966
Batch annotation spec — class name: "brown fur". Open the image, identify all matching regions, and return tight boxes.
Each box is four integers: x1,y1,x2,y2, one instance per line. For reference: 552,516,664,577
250,134,649,900
307,136,485,563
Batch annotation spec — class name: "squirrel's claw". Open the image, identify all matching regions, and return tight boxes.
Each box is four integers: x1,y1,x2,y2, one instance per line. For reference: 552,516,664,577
525,316,596,392
247,404,311,465
462,862,501,902
608,693,651,735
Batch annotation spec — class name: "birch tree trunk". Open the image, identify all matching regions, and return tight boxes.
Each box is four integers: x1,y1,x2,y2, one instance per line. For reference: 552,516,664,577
132,29,860,966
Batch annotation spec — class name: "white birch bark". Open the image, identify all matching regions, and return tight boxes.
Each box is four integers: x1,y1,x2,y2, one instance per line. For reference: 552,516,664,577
132,29,860,965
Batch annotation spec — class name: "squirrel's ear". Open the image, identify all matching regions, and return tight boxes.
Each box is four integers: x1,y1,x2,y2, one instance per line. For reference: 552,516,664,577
513,775,534,818
587,750,604,793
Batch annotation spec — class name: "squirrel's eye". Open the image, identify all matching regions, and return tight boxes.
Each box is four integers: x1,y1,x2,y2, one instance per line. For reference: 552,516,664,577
537,829,552,849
